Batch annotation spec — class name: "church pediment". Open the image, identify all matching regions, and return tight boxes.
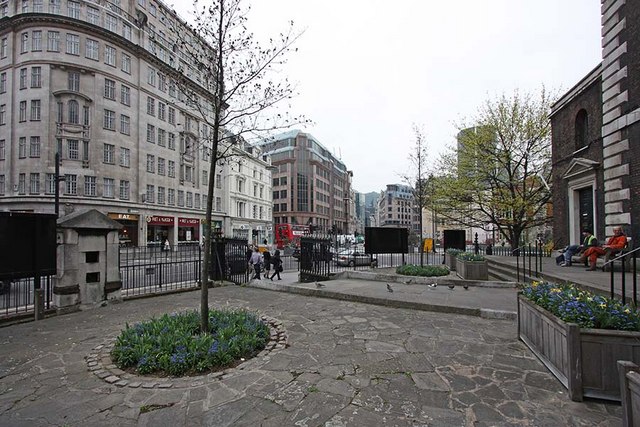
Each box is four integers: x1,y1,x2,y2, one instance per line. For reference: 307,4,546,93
562,158,600,180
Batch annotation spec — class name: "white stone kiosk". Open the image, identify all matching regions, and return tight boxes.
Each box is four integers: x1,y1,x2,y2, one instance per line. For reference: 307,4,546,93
54,209,123,312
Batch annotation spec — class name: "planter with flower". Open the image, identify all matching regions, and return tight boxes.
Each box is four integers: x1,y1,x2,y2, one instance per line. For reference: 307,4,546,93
455,252,488,280
519,281,640,402
444,248,463,271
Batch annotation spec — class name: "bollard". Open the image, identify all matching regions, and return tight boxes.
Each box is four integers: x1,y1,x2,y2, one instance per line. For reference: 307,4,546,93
34,288,44,321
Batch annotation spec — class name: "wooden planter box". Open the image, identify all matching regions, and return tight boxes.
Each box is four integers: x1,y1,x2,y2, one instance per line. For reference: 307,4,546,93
455,258,488,280
444,253,457,271
518,295,640,402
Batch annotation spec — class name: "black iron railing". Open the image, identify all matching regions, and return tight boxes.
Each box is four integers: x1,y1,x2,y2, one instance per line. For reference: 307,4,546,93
604,247,639,306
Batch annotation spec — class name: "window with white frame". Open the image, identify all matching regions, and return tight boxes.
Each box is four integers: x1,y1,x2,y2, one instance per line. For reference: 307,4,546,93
177,190,184,207
68,71,79,91
29,136,40,158
68,139,79,160
122,23,132,40
146,185,154,203
147,67,156,86
103,110,115,130
0,72,5,93
65,174,77,195
68,100,79,124
18,173,25,194
20,32,28,53
146,154,155,172
146,97,155,115
31,31,42,51
216,197,222,212
67,1,80,19
186,192,193,208
19,68,27,89
168,160,175,177
87,6,100,24
104,79,116,100
30,100,41,121
19,101,26,122
0,37,6,58
103,144,115,164
31,67,41,87
157,186,165,204
0,140,4,160
66,34,79,55
85,39,99,60
168,132,175,150
0,175,4,195
120,114,130,135
121,53,131,73
146,124,155,142
84,176,96,196
157,129,166,146
104,177,115,198
236,201,245,218
195,194,200,209
121,84,130,105
45,173,55,194
105,14,118,32
0,104,5,125
168,188,175,205
119,180,130,200
168,107,175,124
104,46,116,66
157,157,165,175
158,102,166,121
119,147,130,167
47,31,59,52
18,137,26,158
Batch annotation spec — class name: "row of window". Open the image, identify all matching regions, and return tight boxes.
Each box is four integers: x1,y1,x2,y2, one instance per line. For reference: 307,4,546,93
0,67,41,93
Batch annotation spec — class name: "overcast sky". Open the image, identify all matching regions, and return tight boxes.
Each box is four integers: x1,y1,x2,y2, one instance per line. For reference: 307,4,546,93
173,1,602,194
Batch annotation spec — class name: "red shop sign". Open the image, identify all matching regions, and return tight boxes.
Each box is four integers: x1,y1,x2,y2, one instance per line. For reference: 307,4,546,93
146,215,174,225
178,217,200,227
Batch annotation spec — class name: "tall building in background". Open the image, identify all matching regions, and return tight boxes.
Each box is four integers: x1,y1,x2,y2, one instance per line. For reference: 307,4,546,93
364,191,379,227
258,130,353,234
375,184,419,241
0,0,273,246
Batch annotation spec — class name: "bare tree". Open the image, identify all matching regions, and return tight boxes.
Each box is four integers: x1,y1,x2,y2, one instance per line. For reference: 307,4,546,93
170,0,308,332
401,125,430,266
432,88,553,250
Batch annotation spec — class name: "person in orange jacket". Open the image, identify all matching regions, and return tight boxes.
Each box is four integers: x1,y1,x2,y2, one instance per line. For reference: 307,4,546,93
583,226,627,271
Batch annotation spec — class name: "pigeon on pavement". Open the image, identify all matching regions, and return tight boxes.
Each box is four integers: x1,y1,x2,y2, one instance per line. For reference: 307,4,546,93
448,284,455,290
315,282,325,288
386,283,394,293
428,283,437,288
463,284,469,290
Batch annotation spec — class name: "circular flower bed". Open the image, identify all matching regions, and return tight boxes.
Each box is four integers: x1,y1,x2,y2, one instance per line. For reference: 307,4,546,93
521,281,640,331
111,308,270,376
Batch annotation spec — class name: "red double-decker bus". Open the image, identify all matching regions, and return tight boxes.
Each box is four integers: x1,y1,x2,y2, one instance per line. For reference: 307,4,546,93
275,223,310,249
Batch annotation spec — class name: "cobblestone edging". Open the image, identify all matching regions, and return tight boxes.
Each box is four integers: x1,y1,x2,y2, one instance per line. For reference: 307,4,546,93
85,315,288,389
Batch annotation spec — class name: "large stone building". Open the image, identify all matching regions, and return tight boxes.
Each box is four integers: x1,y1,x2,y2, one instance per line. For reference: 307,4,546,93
258,130,354,234
0,0,272,246
375,184,420,242
551,1,638,246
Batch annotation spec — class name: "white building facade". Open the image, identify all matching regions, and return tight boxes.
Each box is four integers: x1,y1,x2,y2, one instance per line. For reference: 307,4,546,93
0,0,272,246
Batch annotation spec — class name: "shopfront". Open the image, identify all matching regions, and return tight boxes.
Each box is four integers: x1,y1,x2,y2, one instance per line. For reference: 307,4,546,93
178,217,200,243
146,215,174,244
108,213,139,246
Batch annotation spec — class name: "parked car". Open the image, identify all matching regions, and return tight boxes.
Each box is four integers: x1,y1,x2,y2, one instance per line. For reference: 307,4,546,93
335,249,377,267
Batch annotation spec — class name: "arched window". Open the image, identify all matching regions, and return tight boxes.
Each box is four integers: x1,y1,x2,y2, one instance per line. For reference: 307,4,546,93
68,100,79,124
575,109,588,148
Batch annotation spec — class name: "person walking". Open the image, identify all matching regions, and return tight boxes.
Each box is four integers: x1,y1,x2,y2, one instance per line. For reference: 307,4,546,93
269,250,283,281
263,249,272,277
249,247,263,280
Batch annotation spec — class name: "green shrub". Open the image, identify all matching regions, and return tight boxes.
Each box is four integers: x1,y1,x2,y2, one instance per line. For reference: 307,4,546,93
396,264,450,277
521,281,640,331
111,309,269,376
456,252,486,262
445,248,463,257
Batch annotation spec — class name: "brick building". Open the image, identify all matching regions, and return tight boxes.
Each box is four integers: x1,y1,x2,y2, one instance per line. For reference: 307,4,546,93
551,0,639,246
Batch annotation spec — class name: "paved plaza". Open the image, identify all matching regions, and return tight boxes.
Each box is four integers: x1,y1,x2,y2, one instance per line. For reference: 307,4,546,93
0,272,623,426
